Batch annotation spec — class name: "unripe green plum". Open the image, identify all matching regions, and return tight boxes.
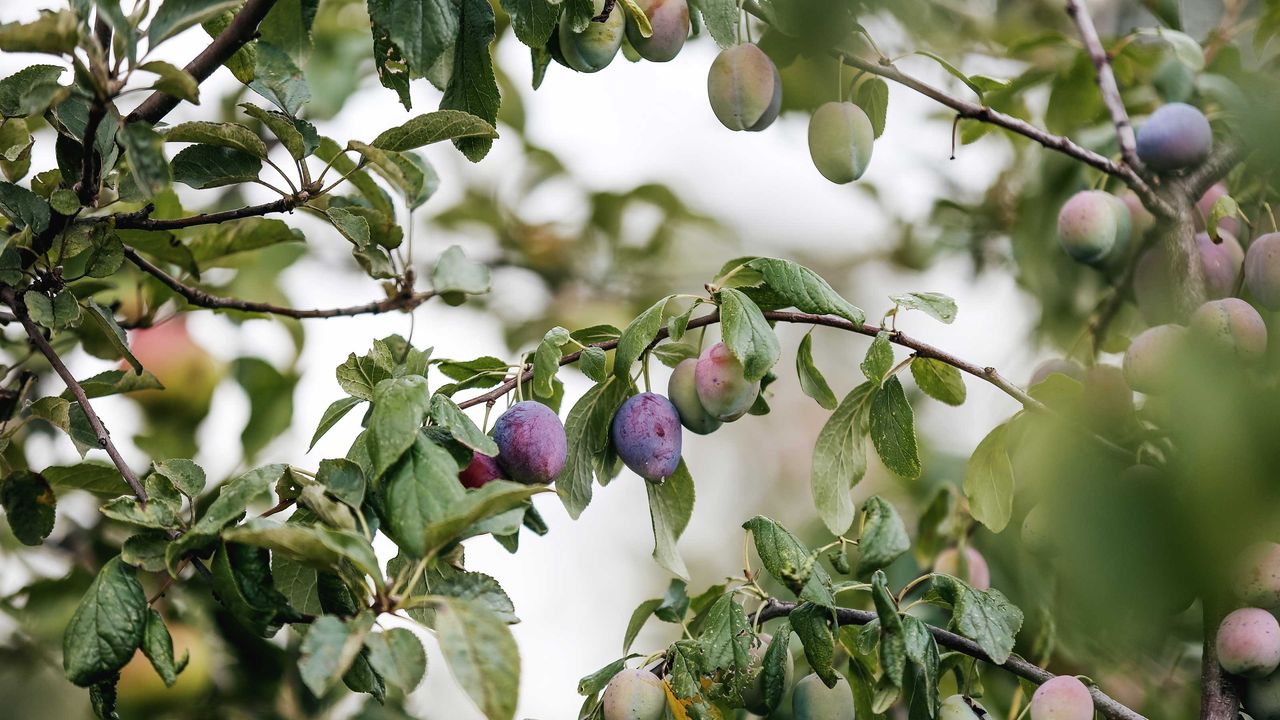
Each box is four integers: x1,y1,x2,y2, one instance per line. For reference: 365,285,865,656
1057,190,1123,264
940,694,991,720
1237,543,1280,609
1135,102,1213,172
694,342,759,421
807,102,874,184
1217,608,1280,678
934,547,990,590
1189,298,1268,362
1120,190,1156,237
1122,324,1188,395
1245,232,1280,310
707,44,782,132
1030,676,1093,720
667,359,721,434
1029,358,1084,387
792,673,854,720
1245,668,1280,720
742,632,794,715
610,392,682,481
559,0,626,73
624,0,688,62
492,401,568,484
602,668,666,720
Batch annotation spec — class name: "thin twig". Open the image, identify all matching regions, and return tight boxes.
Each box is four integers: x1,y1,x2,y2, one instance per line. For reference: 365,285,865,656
1065,0,1142,172
111,195,302,231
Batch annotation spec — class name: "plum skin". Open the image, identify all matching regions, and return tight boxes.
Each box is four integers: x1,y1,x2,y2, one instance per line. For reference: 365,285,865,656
625,0,688,63
610,392,683,481
1245,233,1280,310
601,668,666,720
1057,190,1123,264
1218,608,1280,678
1030,675,1093,720
559,0,626,73
1029,358,1084,386
694,342,760,421
808,102,875,184
940,694,990,720
934,547,990,590
668,358,721,434
1238,543,1280,608
458,452,503,489
707,44,782,132
1122,324,1188,395
792,673,854,720
491,401,568,484
1189,298,1268,362
1135,102,1213,171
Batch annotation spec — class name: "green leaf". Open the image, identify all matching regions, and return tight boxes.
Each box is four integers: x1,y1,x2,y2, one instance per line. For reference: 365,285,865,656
430,394,499,457
149,0,241,46
372,110,498,151
914,51,986,98
187,217,303,266
810,383,872,535
962,423,1014,533
118,122,171,199
299,613,374,696
100,494,183,531
532,339,561,397
367,0,458,89
697,593,752,676
911,357,966,406
310,397,364,450
209,541,294,635
614,296,671,378
367,376,432,479
273,555,323,616
623,599,662,653
162,121,266,158
440,0,501,162
138,61,199,104
499,0,559,46
758,622,792,712
579,346,607,381
249,41,310,116
426,569,519,624
26,396,98,455
0,65,66,118
239,103,307,159
165,464,287,574
152,459,205,497
666,640,702,698
868,377,921,479
432,245,492,299
902,615,940,716
871,571,907,686
857,497,910,574
82,302,141,372
232,358,298,462
364,628,427,693
0,181,50,232
861,331,894,384
63,557,148,686
0,10,79,56
141,609,183,687
744,257,866,325
791,602,838,686
930,575,1023,664
224,519,383,589
1135,27,1205,71
171,146,262,189
719,287,780,382
852,77,889,138
421,481,549,557
26,290,80,330
1,470,56,545
646,460,694,579
377,434,465,557
742,516,835,606
257,0,320,64
67,369,163,399
796,333,837,410
433,597,520,720
891,292,958,324
577,656,631,696
694,0,737,47
557,378,630,518
336,345,395,401
122,531,169,572
43,462,128,497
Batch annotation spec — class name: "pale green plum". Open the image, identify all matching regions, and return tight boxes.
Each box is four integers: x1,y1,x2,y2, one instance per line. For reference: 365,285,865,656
1030,676,1093,720
602,669,666,720
559,0,626,73
1122,324,1188,395
668,358,722,434
1218,608,1280,678
792,674,854,720
625,0,688,62
707,44,781,132
807,102,874,184
1189,298,1268,362
940,694,991,719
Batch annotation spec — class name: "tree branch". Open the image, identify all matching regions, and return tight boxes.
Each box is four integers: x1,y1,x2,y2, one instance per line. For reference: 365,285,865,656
754,598,1147,720
112,195,302,231
1065,0,1142,172
127,0,281,125
1200,602,1241,720
0,287,147,503
1180,139,1247,202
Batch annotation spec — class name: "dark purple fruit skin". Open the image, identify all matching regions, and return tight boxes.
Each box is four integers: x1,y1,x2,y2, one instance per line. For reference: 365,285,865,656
1136,102,1213,172
492,401,567,485
459,453,503,489
611,392,682,481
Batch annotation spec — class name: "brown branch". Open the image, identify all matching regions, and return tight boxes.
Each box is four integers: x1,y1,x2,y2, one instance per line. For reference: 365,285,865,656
0,287,147,503
1200,601,1241,720
754,598,1147,720
1181,139,1247,202
112,195,302,231
127,0,281,125
1065,0,1142,172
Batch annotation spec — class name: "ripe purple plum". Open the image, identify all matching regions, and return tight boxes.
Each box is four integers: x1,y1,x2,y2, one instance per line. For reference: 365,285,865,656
940,695,990,720
792,674,854,720
1029,358,1084,386
935,547,990,591
694,342,760,421
807,102,875,184
458,452,504,489
1134,231,1243,323
1122,324,1188,394
1057,190,1124,264
625,0,688,63
1238,543,1280,608
707,44,782,132
1199,182,1243,237
742,632,794,715
1245,233,1280,310
492,401,568,484
559,0,626,73
1217,608,1280,678
1136,102,1213,172
1030,676,1093,720
610,392,682,481
667,359,721,435
602,669,666,720
1189,298,1268,362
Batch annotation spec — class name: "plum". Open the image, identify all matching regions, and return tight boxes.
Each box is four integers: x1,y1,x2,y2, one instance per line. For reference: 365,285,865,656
1245,233,1280,310
940,694,990,720
694,342,760,421
935,547,991,590
610,392,682,481
1030,676,1093,720
559,0,626,73
602,668,666,720
625,0,688,63
1238,543,1280,608
807,101,874,184
458,452,503,489
667,359,722,434
1198,182,1243,238
1029,358,1084,387
792,673,854,720
1120,190,1157,238
492,401,568,484
1021,504,1058,559
1245,668,1280,720
1081,364,1134,430
742,632,794,715
1122,324,1188,394
1189,298,1268,362
1135,102,1213,172
707,44,782,132
1057,190,1124,264
1134,232,1243,323
1217,608,1280,678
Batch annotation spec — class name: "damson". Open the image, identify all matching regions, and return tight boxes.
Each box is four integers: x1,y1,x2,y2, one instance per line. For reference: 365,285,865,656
602,669,666,720
1189,298,1268,362
1057,190,1124,264
1245,233,1280,310
458,452,503,489
807,102,874,184
492,401,568,484
1029,676,1093,720
625,0,688,63
668,358,722,435
1135,102,1213,172
694,342,760,421
792,674,854,720
1122,324,1188,395
707,44,782,132
934,547,990,590
939,694,990,720
559,0,626,73
610,392,682,481
741,632,794,715
1217,608,1280,678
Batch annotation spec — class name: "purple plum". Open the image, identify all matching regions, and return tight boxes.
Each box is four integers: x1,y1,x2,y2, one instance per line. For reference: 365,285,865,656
611,392,682,481
694,342,759,421
1136,103,1213,172
492,401,567,484
458,452,504,489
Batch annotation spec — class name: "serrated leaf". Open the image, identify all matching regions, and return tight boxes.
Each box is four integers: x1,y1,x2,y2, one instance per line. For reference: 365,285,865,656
365,628,427,692
869,377,921,479
556,378,630,518
440,0,500,162
367,376,432,479
796,332,837,410
249,41,310,116
861,331,894,384
372,110,498,151
310,396,364,450
614,296,671,378
962,423,1014,532
852,77,889,138
223,519,383,589
744,257,865,325
63,557,147,686
139,61,199,104
930,575,1023,664
299,613,373,696
891,292,957,324
141,609,183,687
719,287,780,382
1,470,56,545
83,302,142,372
810,383,872,535
742,516,835,606
0,64,66,118
149,0,241,46
429,393,499,456
118,122,171,199
911,357,967,406
857,497,910,574
165,464,287,574
791,602,838,687
434,597,520,720
646,460,694,579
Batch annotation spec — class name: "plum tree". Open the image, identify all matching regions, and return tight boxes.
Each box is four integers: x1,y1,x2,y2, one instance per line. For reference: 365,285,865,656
1245,233,1280,310
1057,190,1126,264
792,674,855,720
668,359,722,434
807,102,875,184
1134,231,1244,323
934,546,991,590
610,392,683,481
602,669,666,720
1238,543,1280,608
1122,324,1188,394
741,632,794,715
1029,358,1084,386
707,44,782,132
1029,676,1094,720
559,0,627,73
1217,608,1280,678
1135,102,1213,171
940,694,991,720
458,452,504,489
492,401,568,484
625,0,689,63
1188,298,1268,362
694,342,760,421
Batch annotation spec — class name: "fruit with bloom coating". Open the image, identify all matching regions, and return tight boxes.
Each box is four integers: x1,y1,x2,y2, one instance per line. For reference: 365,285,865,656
458,453,503,489
559,0,626,73
1245,233,1280,310
610,392,682,481
1029,358,1084,386
602,669,666,720
694,342,759,421
1030,676,1093,720
934,547,990,590
808,102,875,184
707,44,781,132
1057,190,1124,264
1189,298,1268,362
1136,102,1213,171
492,401,567,484
792,674,854,720
1122,324,1188,394
668,358,721,434
940,694,990,720
625,0,688,62
1238,543,1280,608
1218,608,1280,678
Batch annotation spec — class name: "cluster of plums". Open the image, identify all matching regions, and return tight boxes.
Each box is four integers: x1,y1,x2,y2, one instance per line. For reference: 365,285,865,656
1217,542,1280,718
559,0,690,72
